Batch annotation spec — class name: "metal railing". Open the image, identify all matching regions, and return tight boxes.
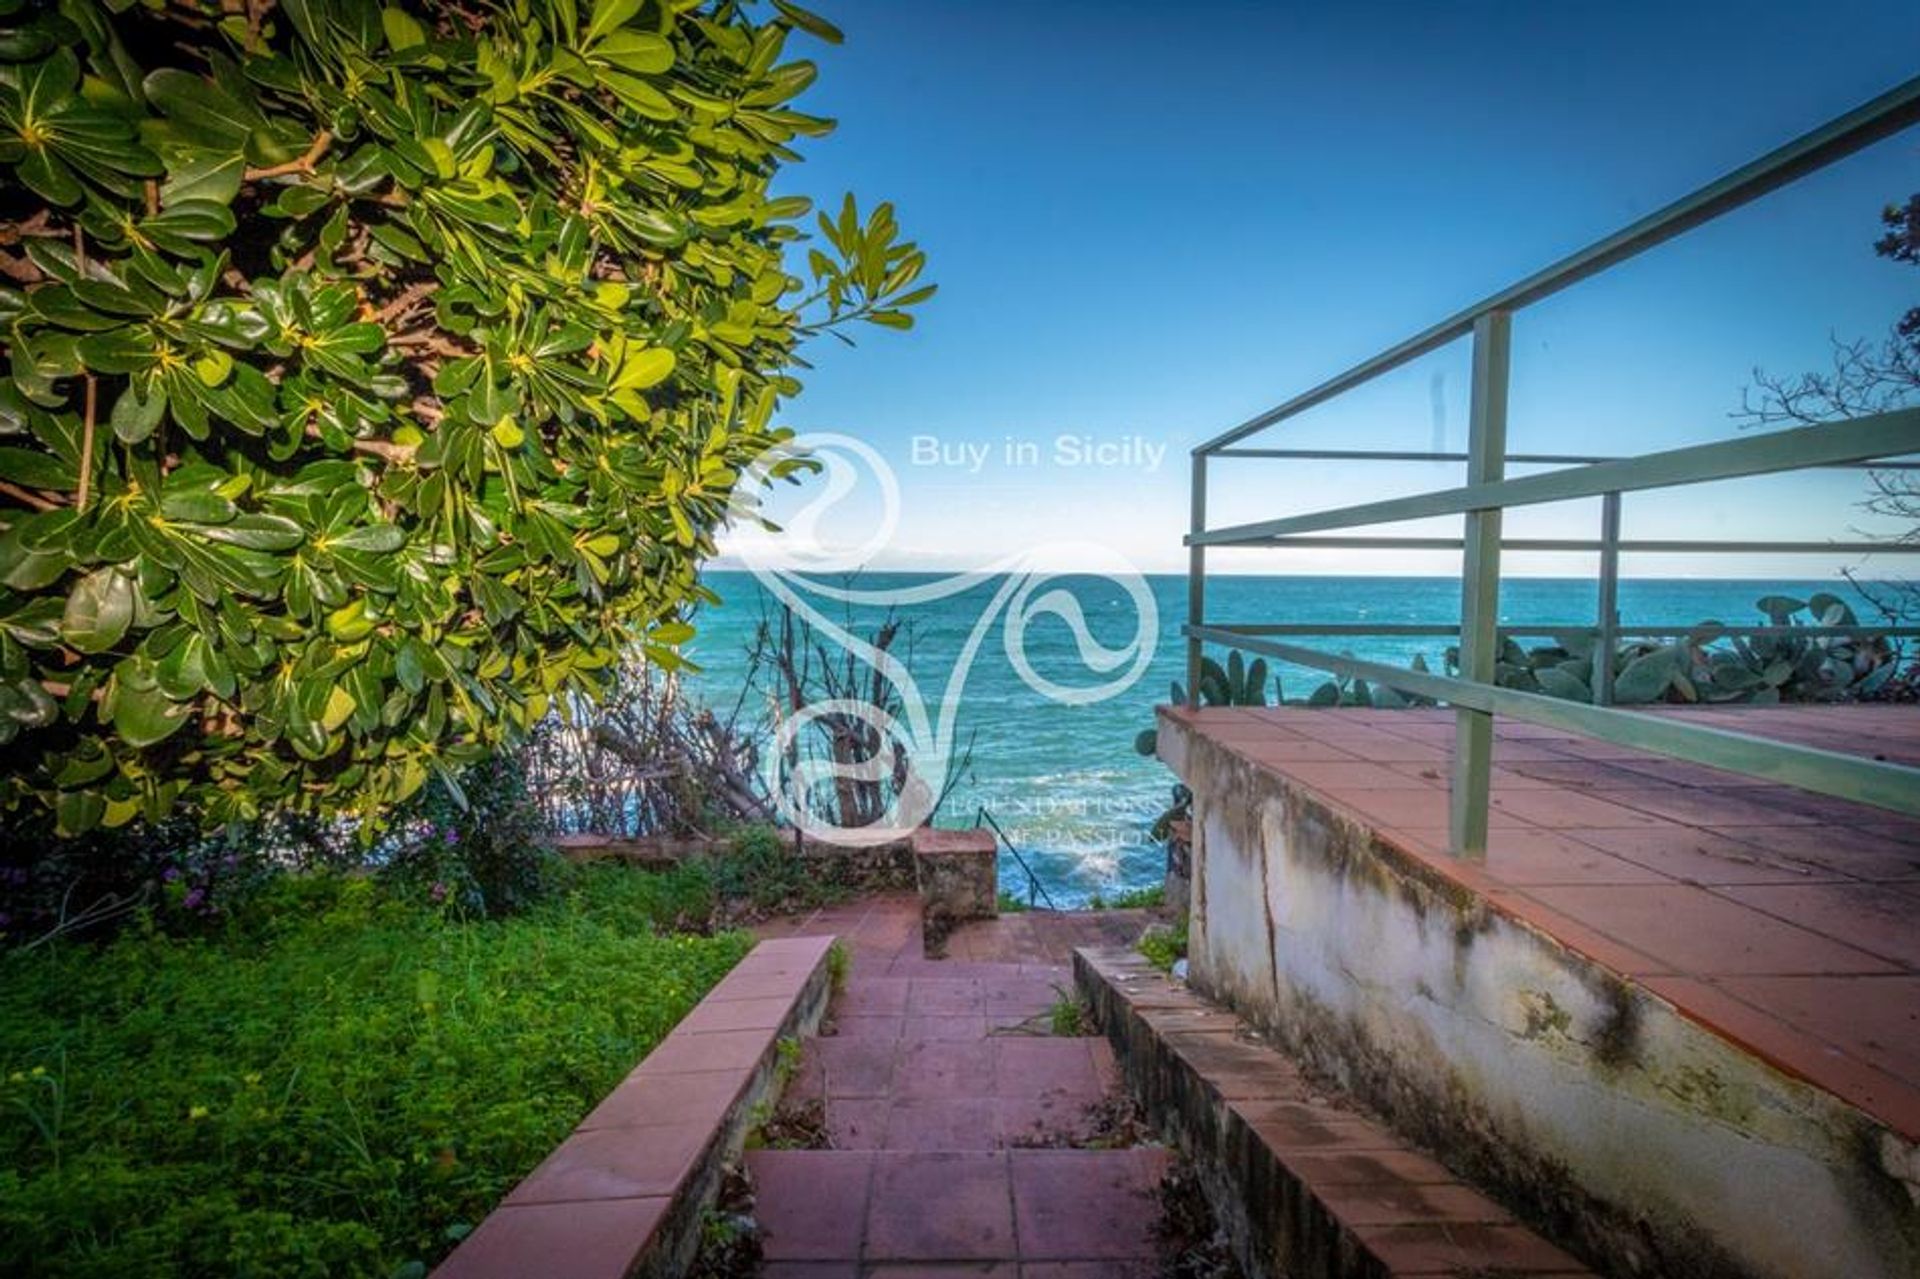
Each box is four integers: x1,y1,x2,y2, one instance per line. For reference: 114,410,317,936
1184,75,1920,854
973,806,1059,910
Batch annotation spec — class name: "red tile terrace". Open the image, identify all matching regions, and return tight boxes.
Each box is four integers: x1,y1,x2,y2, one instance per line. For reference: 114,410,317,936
1164,702,1920,1139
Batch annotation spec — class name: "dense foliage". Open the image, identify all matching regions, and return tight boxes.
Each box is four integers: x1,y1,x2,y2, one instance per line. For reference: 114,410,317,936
0,0,931,835
0,864,746,1276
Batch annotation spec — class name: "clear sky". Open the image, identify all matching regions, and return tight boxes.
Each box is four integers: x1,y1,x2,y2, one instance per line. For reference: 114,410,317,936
719,1,1920,579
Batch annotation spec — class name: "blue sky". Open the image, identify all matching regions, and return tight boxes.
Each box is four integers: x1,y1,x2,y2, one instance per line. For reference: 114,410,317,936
722,1,1920,578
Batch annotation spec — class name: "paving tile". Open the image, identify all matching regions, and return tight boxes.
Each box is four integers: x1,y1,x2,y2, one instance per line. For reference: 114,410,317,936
577,1067,742,1131
1164,1033,1301,1100
896,1039,997,1098
838,978,913,1016
1522,884,1900,977
825,1097,890,1150
832,1015,909,1040
1713,882,1920,967
1567,826,1828,884
866,1152,1016,1260
1394,826,1671,886
867,1266,1015,1278
1331,788,1491,830
1488,789,1667,829
504,1124,710,1205
1718,974,1920,1084
1284,1149,1456,1185
1235,738,1363,766
1009,1148,1170,1260
640,1025,775,1075
676,995,795,1034
435,1196,666,1279
1230,1099,1400,1153
1018,1262,1156,1277
993,1039,1101,1100
760,1263,861,1278
749,1150,873,1260
1727,824,1920,881
1276,760,1442,792
885,1098,1001,1150
903,1013,990,1041
910,979,985,1014
1606,783,1821,828
1356,1221,1588,1274
994,1094,1100,1148
812,1035,900,1098
1316,1178,1514,1226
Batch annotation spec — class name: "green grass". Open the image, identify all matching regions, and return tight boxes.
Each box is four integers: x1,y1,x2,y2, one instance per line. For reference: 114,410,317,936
0,864,750,1278
1087,884,1165,911
1139,918,1189,973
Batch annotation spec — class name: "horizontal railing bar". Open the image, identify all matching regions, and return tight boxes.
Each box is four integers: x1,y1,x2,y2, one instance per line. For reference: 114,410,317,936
1191,410,1920,547
1205,621,1920,640
1221,535,1920,554
1183,624,1920,818
1215,448,1612,464
1194,75,1920,456
1212,447,1920,472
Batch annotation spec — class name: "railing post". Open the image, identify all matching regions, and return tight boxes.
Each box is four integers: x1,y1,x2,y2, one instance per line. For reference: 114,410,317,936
1592,491,1622,705
1451,310,1511,858
1187,451,1208,709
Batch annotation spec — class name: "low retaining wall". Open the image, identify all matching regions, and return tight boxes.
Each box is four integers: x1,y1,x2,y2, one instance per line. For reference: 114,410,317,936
553,831,918,893
1076,945,1592,1278
1162,711,1920,1279
434,935,836,1279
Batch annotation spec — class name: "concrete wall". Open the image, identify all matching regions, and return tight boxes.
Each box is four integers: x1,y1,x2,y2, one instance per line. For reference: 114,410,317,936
1161,715,1920,1279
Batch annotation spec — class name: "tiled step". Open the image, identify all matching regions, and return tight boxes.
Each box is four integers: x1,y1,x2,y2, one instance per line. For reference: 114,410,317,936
748,960,1177,1269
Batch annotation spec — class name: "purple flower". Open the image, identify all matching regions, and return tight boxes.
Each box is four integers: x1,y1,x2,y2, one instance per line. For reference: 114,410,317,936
429,882,449,902
442,830,457,846
183,888,206,910
163,868,182,883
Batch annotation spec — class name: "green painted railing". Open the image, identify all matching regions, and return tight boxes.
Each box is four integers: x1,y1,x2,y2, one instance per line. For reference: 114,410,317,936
1183,75,1920,853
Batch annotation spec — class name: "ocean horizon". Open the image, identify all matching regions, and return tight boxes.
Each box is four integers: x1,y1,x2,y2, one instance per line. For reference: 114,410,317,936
681,570,1895,904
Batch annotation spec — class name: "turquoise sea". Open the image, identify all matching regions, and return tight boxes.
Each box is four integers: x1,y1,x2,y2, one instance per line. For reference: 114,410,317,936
681,572,1884,905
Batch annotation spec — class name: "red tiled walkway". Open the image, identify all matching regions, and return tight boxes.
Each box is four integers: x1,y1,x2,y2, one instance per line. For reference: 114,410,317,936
1170,703,1920,1137
746,896,1171,1275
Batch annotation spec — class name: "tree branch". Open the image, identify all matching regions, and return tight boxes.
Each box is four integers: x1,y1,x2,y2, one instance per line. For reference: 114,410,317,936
246,130,332,181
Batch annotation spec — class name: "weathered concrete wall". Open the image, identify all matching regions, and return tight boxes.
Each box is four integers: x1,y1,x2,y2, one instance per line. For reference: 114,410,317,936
1161,713,1920,1279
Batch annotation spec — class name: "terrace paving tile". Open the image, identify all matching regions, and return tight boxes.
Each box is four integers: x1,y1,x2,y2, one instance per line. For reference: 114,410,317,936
1713,882,1920,966
1522,883,1901,977
1566,825,1831,884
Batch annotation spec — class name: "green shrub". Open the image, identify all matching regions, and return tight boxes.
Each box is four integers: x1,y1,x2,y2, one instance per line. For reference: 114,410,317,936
1138,917,1187,973
0,867,748,1276
709,822,839,914
376,749,559,916
0,0,931,836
